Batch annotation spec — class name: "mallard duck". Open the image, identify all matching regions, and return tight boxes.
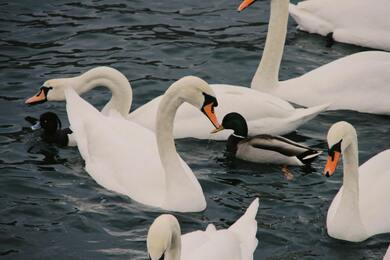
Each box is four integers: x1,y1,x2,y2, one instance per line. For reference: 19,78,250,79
213,112,321,166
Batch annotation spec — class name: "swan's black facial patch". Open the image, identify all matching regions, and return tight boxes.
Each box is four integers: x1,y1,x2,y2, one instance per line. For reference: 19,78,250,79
41,86,52,96
38,86,52,97
328,140,342,160
147,252,165,260
31,86,52,105
202,92,218,108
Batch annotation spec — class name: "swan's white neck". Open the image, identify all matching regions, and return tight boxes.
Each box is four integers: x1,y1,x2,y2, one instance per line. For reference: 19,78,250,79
251,0,289,91
148,215,182,260
342,141,360,200
165,227,181,260
155,88,201,209
75,67,132,117
329,137,367,241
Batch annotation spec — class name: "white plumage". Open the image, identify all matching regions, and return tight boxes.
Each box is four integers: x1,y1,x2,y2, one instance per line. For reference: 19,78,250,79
147,198,259,260
242,0,390,115
64,76,223,212
325,122,390,242
289,0,390,51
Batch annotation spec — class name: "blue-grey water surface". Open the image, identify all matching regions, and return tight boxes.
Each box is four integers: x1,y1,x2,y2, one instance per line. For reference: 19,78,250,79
0,0,389,259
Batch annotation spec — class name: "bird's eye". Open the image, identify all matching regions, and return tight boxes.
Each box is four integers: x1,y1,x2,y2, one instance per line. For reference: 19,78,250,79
202,92,218,107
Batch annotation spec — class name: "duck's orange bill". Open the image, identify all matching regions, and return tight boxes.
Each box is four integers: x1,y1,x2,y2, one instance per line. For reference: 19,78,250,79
323,151,341,177
238,0,255,12
25,89,46,105
202,103,221,129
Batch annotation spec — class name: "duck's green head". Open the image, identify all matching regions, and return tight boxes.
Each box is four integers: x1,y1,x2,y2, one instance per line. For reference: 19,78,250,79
213,112,248,137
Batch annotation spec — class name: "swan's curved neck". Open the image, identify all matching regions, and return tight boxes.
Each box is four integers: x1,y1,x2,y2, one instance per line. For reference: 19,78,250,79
165,227,181,260
342,140,359,198
75,67,132,116
251,0,289,91
329,137,367,240
156,89,198,204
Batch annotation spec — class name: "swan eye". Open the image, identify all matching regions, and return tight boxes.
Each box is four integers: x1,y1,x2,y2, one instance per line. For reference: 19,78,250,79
202,92,218,108
328,140,342,160
39,86,52,98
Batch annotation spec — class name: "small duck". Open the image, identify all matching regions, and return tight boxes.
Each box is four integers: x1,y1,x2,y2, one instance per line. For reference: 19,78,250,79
25,112,75,147
213,112,322,166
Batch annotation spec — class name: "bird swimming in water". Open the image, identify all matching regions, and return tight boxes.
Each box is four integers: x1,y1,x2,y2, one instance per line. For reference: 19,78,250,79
25,112,75,147
213,112,322,179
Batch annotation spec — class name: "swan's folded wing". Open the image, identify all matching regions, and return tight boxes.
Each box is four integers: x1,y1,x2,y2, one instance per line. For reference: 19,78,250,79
182,199,259,260
182,229,242,260
228,198,259,260
358,149,390,235
65,87,166,206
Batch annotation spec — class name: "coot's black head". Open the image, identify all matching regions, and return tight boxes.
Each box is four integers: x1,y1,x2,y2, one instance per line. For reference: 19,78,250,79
221,112,248,137
39,112,62,134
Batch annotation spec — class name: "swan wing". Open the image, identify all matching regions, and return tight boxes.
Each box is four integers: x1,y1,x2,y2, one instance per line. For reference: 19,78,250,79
66,88,206,212
289,0,390,51
65,87,166,207
130,85,326,139
384,245,390,260
358,150,390,236
280,51,390,114
181,198,259,260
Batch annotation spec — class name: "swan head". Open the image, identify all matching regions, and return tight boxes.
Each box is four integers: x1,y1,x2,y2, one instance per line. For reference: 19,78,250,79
167,76,220,129
147,214,181,260
324,121,357,177
25,77,77,105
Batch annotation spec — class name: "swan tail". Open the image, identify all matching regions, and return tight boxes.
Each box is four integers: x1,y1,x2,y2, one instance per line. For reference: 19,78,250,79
228,198,259,260
289,3,333,36
286,103,329,131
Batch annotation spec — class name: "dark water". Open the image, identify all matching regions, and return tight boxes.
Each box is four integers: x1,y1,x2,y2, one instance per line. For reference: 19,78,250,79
1,0,389,259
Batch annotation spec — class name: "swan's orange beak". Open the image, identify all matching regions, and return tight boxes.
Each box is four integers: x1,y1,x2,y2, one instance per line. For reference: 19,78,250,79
238,0,255,12
25,88,47,105
211,126,224,134
323,151,341,177
202,103,220,129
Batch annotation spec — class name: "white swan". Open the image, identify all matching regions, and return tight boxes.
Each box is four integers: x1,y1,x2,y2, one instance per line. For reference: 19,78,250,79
323,121,390,242
384,245,390,260
128,85,327,140
239,0,390,115
64,76,221,212
147,198,259,260
289,0,390,51
26,71,327,140
26,67,133,117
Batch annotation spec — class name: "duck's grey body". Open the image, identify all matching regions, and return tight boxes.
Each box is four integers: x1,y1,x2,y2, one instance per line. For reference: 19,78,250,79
218,112,322,166
228,134,321,166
